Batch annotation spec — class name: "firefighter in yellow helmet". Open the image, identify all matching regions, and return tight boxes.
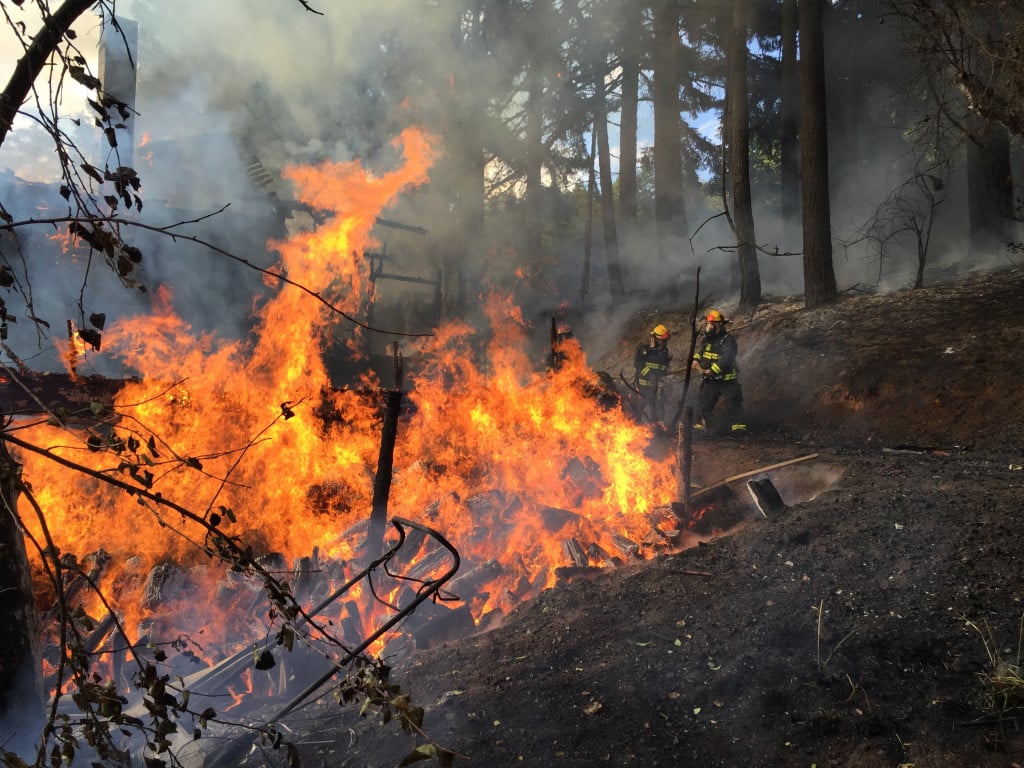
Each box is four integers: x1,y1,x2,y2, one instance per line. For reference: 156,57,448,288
634,323,672,424
691,309,746,435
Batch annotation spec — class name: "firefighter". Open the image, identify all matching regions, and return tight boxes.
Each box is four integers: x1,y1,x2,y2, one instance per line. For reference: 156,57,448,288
691,309,746,435
634,324,672,424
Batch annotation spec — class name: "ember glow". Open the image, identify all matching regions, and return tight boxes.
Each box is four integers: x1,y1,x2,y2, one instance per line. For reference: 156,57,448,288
16,126,676,673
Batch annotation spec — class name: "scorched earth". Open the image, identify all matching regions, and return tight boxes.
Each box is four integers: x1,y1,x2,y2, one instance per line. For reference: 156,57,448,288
285,267,1024,768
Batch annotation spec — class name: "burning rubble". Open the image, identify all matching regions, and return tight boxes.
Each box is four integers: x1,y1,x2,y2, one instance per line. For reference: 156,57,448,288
8,127,708,741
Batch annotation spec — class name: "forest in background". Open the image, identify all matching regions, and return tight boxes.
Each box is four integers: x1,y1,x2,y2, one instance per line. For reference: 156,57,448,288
1,2,1023,766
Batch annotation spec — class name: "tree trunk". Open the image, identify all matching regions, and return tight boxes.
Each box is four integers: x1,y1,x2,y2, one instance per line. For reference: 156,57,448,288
581,129,597,302
0,0,98,147
618,1,642,228
525,65,545,260
595,72,625,298
652,0,688,298
780,0,800,241
0,440,44,716
967,122,1014,258
799,0,838,308
728,0,761,310
524,0,552,262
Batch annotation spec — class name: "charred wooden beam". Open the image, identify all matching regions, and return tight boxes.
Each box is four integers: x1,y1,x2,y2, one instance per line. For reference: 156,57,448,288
691,453,820,500
374,216,427,235
387,527,429,572
554,564,606,583
404,602,476,651
562,537,588,567
586,542,621,568
0,371,136,416
612,534,641,561
367,343,404,558
541,505,578,532
405,546,456,583
340,599,363,646
448,558,503,599
42,548,112,624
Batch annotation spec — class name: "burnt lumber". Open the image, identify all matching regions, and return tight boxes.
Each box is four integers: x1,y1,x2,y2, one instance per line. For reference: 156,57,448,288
746,478,787,517
586,542,622,568
563,537,588,567
0,370,135,416
612,534,642,561
447,558,503,598
691,453,820,500
42,548,112,624
401,601,476,650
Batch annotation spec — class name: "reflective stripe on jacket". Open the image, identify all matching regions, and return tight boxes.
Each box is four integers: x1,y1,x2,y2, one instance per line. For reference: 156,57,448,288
693,331,739,381
635,343,671,387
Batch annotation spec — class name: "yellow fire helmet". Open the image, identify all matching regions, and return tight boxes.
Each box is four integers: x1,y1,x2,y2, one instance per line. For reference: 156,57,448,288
651,324,671,340
706,309,726,323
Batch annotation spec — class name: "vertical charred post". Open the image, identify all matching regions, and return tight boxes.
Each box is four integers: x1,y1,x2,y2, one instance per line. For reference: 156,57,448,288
0,438,44,716
366,342,404,558
549,316,558,372
680,406,694,514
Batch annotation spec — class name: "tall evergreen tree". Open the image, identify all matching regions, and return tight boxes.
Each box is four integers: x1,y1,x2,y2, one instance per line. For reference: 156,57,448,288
595,69,626,297
652,0,688,298
727,0,761,310
798,0,838,307
779,0,800,241
617,0,643,230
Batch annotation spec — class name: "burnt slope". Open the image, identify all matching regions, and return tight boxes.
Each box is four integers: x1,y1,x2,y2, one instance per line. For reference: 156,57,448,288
288,267,1024,768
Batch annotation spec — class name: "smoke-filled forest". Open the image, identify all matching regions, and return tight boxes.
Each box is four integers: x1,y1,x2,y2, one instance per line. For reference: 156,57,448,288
0,1,1022,766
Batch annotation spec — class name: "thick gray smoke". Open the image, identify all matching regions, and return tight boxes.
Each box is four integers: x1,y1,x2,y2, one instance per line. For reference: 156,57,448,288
0,0,1019,376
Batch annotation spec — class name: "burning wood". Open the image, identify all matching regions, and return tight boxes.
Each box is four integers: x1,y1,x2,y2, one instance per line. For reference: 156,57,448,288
42,548,111,624
400,601,476,651
447,558,503,599
586,542,621,568
612,533,642,560
0,370,134,417
563,537,588,567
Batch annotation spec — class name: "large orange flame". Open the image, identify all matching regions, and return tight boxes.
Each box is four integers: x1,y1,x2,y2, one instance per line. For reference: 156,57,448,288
16,126,676,673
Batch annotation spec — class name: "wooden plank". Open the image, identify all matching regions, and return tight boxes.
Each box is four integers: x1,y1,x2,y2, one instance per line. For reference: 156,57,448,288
691,453,819,500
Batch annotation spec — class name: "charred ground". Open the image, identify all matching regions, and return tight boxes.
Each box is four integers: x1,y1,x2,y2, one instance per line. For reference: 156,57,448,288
288,267,1024,768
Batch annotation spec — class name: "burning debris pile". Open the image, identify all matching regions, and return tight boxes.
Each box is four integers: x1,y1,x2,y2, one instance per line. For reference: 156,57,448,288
7,126,715,745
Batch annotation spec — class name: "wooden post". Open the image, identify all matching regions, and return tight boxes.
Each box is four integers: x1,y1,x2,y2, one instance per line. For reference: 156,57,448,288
673,406,694,519
682,406,693,514
366,343,404,558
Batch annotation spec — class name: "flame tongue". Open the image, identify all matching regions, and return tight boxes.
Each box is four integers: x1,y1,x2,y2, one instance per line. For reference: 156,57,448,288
19,126,674,665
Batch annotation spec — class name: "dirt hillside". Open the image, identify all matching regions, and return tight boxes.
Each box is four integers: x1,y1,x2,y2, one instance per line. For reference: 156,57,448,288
285,267,1024,768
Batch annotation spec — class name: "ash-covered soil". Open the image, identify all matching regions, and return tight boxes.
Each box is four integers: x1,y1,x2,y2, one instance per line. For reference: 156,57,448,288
285,267,1024,768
